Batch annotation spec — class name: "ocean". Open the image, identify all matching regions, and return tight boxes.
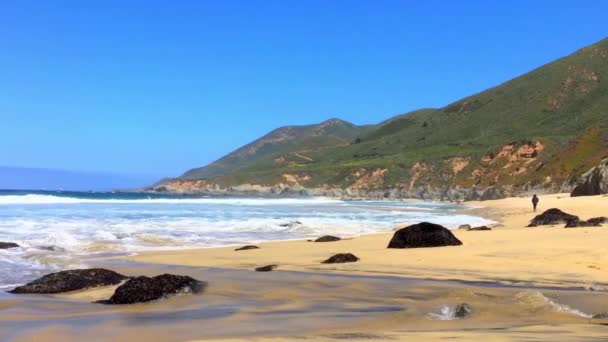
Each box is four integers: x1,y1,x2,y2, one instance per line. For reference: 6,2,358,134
0,190,491,289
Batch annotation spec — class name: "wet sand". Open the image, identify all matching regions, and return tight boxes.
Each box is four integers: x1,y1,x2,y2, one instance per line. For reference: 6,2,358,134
3,193,608,340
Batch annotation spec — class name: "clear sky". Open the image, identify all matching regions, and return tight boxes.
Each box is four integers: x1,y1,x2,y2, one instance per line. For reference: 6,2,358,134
1,0,606,179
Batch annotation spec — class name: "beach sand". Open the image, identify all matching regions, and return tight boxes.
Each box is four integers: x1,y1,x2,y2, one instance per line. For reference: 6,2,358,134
3,193,608,341
130,193,608,289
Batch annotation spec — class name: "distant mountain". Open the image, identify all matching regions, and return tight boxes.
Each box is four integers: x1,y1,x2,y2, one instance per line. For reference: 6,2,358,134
0,166,158,191
149,37,608,200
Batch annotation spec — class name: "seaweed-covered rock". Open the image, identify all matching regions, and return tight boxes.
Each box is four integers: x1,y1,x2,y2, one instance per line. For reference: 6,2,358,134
322,253,359,264
9,268,127,294
387,222,462,249
0,242,20,249
98,274,205,304
314,235,341,242
234,245,259,251
467,226,492,231
527,208,579,227
255,265,277,272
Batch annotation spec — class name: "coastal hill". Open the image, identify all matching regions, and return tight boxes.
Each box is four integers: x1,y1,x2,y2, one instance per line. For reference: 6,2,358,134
149,38,608,200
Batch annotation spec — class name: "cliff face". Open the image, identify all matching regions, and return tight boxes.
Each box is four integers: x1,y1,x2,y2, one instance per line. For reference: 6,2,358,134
148,38,608,201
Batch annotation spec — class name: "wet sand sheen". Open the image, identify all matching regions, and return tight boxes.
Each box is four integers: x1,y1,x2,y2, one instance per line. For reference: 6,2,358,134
2,262,608,341
2,193,608,340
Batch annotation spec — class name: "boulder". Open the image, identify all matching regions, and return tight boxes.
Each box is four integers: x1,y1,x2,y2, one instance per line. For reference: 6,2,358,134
255,265,277,272
98,274,205,304
322,253,359,264
571,159,608,197
467,226,492,231
9,268,127,294
314,235,341,242
387,222,462,249
234,245,259,251
454,303,472,318
564,219,602,228
527,208,579,227
457,224,472,230
588,217,608,225
0,242,20,249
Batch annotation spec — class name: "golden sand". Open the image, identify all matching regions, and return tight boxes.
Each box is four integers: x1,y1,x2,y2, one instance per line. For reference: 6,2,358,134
129,193,608,288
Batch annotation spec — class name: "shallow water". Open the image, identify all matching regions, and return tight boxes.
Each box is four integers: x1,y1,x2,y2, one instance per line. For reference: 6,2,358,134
1,262,606,341
0,190,491,288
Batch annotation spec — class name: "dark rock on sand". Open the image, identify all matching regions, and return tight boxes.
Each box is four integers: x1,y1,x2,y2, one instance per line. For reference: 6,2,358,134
387,222,462,249
234,245,259,251
314,235,341,242
98,274,205,304
9,268,127,294
592,312,608,319
454,303,472,318
527,208,579,227
0,242,20,249
467,226,492,231
322,253,359,264
571,159,608,197
588,217,608,225
255,265,278,272
457,224,472,230
564,219,602,228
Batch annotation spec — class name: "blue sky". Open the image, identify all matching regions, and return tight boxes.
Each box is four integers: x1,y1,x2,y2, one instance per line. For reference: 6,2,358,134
1,0,606,179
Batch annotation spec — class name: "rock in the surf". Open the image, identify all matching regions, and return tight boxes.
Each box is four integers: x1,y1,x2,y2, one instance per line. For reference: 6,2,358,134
0,242,20,249
454,303,472,318
527,208,579,227
314,235,341,242
98,274,205,304
322,253,359,264
387,222,462,249
255,265,277,272
467,226,492,231
9,268,127,294
234,245,259,251
592,312,608,319
457,224,472,230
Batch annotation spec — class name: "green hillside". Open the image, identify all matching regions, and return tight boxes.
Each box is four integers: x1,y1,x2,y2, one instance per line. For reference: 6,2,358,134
156,37,608,199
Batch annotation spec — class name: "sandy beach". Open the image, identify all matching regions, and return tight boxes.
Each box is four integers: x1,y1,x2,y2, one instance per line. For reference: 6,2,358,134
3,193,608,341
130,193,608,289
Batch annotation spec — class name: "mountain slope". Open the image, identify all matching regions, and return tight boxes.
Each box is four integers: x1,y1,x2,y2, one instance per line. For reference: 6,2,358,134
150,38,608,200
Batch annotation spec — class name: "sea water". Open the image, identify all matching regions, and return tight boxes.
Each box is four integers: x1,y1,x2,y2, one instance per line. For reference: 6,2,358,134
0,190,491,288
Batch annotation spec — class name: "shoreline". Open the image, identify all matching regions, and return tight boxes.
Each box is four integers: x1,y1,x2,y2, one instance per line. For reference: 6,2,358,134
4,193,608,340
125,193,608,289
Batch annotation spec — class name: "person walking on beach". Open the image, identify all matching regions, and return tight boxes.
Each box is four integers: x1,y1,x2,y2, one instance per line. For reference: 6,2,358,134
532,194,539,212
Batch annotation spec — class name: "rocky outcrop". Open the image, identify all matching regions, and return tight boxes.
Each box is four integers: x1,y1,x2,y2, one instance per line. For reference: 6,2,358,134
255,265,277,272
234,245,259,251
314,235,341,242
571,159,608,197
9,269,127,294
98,274,205,304
387,222,462,249
0,242,19,249
527,208,580,227
322,253,359,264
